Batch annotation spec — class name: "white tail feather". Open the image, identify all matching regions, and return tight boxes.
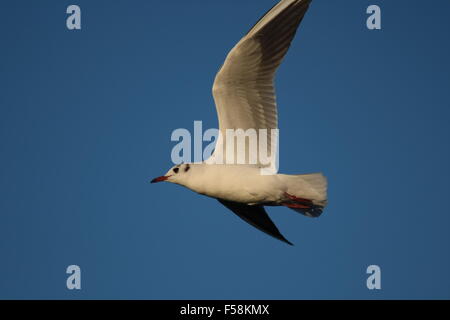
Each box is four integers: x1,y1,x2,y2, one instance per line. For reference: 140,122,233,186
278,172,327,206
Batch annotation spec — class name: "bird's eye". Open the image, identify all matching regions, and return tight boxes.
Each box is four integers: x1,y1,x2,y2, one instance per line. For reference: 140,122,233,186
173,168,179,173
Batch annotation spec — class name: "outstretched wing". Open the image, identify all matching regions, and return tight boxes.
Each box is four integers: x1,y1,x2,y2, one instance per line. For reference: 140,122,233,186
209,0,311,167
218,199,293,245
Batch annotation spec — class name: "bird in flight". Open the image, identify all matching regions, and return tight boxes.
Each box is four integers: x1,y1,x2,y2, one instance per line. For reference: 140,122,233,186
152,0,327,245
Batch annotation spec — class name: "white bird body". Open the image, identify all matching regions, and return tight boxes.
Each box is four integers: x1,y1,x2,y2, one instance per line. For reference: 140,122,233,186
152,0,327,245
173,164,283,204
172,164,326,207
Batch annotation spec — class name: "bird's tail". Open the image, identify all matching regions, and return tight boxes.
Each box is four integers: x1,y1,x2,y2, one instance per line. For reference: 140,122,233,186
278,173,327,217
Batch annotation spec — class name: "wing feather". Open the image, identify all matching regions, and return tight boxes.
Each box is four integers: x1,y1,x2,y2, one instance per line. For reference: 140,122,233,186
218,199,293,245
210,0,311,166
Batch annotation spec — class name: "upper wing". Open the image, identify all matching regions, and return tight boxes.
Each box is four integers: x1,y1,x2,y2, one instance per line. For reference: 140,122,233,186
209,0,311,168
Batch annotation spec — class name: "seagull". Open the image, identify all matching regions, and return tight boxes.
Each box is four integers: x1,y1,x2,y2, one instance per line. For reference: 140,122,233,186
151,0,327,245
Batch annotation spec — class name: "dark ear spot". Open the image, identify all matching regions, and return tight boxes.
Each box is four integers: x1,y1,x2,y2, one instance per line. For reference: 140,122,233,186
173,167,179,174
184,164,190,172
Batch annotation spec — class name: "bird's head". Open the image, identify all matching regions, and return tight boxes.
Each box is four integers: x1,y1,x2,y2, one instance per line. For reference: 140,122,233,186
151,163,192,185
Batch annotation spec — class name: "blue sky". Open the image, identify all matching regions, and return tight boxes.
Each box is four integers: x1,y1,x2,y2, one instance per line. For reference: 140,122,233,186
1,0,450,299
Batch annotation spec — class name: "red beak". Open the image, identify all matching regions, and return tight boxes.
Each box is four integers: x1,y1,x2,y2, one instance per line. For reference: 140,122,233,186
151,176,169,183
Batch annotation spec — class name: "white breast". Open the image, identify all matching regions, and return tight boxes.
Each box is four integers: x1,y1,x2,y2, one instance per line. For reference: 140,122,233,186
185,164,284,204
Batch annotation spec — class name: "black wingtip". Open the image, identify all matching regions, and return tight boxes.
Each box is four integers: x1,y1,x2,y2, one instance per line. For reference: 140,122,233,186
273,230,294,246
217,199,295,246
280,236,294,246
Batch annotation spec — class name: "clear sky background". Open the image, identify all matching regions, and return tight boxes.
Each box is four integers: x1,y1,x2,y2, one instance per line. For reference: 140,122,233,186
1,0,449,299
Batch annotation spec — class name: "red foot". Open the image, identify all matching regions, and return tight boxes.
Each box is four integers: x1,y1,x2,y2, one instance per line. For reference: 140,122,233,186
282,192,313,209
